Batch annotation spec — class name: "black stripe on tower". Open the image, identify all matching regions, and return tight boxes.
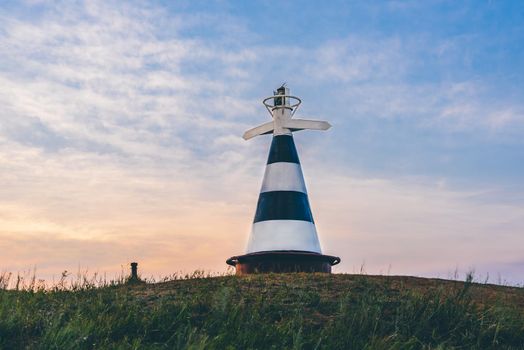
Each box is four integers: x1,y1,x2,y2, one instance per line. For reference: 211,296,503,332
254,191,314,223
267,135,300,164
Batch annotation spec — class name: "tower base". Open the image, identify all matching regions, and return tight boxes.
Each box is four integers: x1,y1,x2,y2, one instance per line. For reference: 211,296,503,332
226,250,340,275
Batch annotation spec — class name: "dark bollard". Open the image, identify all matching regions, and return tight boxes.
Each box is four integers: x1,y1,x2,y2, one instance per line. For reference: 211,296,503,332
131,262,138,280
128,262,143,284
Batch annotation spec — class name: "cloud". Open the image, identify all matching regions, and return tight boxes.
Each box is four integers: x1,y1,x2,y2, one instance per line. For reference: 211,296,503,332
304,36,407,83
299,36,524,134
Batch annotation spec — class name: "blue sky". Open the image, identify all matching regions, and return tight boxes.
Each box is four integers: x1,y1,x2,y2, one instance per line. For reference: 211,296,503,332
0,0,523,285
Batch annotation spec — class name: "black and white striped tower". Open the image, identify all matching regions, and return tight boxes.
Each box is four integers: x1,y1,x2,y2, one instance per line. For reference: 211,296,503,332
227,85,340,274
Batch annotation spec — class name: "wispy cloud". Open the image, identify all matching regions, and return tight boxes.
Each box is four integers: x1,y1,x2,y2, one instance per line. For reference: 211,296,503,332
301,37,524,133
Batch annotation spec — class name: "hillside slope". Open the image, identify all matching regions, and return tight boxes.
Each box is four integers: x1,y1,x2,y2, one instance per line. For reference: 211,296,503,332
1,273,523,349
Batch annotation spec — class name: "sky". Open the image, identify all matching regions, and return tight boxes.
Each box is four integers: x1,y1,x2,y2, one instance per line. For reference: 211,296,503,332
0,0,523,285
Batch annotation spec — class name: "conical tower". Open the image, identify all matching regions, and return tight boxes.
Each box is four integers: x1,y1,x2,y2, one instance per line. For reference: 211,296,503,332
227,85,340,274
247,134,320,253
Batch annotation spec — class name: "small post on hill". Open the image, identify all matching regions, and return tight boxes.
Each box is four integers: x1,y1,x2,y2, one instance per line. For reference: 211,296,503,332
128,262,142,284
131,262,138,279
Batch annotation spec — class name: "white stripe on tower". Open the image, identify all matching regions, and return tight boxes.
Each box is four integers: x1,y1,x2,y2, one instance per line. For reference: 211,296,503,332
260,162,306,193
246,220,321,253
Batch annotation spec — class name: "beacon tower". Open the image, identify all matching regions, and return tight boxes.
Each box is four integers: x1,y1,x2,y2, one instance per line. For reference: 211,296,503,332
227,85,340,274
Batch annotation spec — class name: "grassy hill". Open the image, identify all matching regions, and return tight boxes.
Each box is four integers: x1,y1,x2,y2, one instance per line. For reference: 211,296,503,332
1,273,523,349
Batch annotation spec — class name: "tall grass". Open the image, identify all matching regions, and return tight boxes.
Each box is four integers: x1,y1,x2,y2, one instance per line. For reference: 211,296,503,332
0,269,230,292
0,272,523,349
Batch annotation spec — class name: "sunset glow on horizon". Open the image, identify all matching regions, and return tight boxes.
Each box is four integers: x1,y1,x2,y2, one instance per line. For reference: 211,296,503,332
1,1,523,284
